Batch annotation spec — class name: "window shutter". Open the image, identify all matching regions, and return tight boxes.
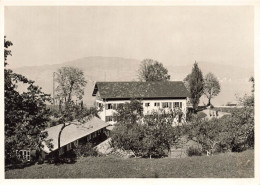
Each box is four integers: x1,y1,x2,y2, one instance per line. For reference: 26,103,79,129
105,104,108,110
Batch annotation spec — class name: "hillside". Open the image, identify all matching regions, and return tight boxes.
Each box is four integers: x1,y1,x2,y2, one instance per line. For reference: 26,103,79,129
5,150,254,178
11,56,253,106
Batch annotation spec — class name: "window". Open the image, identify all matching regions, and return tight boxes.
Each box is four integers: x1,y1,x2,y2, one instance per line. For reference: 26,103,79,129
67,143,72,151
154,102,160,107
162,102,167,108
106,103,112,110
174,102,180,108
112,104,117,110
145,103,150,107
105,116,113,122
99,103,103,108
162,102,171,108
16,150,30,161
180,102,182,108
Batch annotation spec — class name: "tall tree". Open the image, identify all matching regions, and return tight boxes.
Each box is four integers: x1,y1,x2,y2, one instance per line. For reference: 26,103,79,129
184,62,204,111
138,59,170,82
4,37,52,164
203,72,221,106
53,67,100,162
55,67,87,108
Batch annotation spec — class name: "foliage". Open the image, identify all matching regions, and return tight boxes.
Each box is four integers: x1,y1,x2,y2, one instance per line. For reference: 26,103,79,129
196,111,207,119
187,117,225,154
138,58,170,82
187,105,254,154
55,66,87,108
74,143,99,158
114,99,143,124
203,72,221,106
223,107,254,151
184,62,204,111
111,100,184,158
187,76,254,153
186,146,202,156
4,37,52,164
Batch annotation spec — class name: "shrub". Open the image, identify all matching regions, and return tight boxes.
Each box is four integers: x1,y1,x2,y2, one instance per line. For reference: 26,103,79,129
74,143,98,158
186,146,202,156
197,111,207,119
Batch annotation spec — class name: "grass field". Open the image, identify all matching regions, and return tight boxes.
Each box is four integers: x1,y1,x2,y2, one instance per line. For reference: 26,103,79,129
5,149,254,178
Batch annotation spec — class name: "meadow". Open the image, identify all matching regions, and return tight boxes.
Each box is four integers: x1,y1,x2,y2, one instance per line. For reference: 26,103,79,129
5,149,254,178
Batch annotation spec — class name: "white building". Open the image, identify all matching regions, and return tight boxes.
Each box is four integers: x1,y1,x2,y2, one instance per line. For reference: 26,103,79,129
92,81,189,125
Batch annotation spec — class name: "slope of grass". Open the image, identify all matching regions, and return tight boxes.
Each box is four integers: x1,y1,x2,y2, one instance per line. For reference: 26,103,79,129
5,149,254,178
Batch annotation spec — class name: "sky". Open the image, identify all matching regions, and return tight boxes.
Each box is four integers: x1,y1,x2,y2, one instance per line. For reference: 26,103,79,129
5,6,254,69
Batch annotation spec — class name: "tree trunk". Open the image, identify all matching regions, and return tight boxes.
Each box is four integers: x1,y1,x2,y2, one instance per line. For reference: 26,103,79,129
67,83,74,104
208,98,211,106
59,99,62,113
56,124,66,163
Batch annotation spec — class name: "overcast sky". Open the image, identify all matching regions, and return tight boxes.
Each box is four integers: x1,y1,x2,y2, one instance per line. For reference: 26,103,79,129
5,6,254,69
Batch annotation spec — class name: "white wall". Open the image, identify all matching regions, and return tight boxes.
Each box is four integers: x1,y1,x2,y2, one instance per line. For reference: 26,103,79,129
96,99,187,125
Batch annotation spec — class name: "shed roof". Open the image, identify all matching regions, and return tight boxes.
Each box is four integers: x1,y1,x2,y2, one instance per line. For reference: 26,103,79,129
92,81,189,100
42,117,109,153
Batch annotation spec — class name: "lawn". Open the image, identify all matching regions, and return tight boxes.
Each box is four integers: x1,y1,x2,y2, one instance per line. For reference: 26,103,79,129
5,149,254,178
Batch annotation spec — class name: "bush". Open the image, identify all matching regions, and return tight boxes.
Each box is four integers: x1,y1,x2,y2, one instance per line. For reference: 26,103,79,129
197,111,207,119
74,143,98,158
186,146,202,156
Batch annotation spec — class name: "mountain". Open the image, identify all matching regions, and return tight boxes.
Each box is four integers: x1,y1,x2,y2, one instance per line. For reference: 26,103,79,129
11,56,253,106
12,57,140,107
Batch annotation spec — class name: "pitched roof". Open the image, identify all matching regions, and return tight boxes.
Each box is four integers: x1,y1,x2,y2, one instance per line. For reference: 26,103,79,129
42,117,109,153
92,81,189,99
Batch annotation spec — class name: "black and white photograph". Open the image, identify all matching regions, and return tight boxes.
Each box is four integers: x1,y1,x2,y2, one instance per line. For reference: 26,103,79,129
1,1,258,182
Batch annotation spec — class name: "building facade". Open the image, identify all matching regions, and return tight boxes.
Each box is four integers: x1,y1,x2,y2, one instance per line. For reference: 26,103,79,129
92,81,189,125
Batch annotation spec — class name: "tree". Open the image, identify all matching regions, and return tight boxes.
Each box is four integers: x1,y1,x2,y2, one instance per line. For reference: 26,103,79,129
53,67,100,162
187,116,230,155
184,62,204,111
110,100,184,158
55,67,87,109
138,59,170,82
203,73,221,106
237,76,254,107
4,37,52,164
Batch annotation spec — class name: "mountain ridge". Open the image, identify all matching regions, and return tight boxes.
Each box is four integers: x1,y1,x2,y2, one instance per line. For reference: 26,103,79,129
11,56,253,106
